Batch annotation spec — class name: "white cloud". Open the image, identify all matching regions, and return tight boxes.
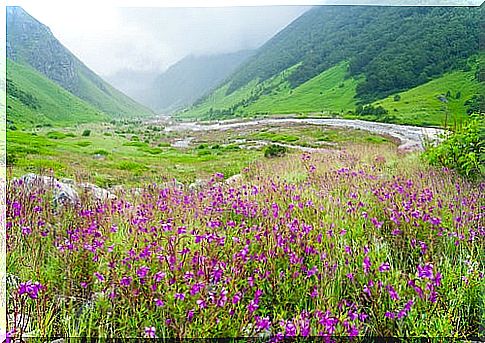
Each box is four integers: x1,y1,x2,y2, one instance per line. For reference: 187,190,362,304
8,3,309,76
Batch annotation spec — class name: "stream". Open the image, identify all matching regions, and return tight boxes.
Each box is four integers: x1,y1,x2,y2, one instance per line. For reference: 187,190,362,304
159,118,446,152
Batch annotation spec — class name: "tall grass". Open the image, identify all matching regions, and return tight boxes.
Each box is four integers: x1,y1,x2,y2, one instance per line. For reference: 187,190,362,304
6,146,484,339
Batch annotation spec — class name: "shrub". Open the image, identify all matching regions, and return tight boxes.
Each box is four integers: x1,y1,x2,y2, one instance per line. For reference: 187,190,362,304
264,144,287,158
76,141,92,147
92,149,109,156
393,94,401,102
423,115,484,179
46,131,67,139
82,129,91,137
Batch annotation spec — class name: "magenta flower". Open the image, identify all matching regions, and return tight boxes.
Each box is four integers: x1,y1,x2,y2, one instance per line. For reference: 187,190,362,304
187,309,195,321
174,293,185,301
417,263,434,279
247,300,259,313
232,292,242,304
386,285,400,301
154,298,164,307
256,316,271,331
363,256,371,274
137,266,150,279
94,272,105,283
18,280,44,299
379,262,390,272
120,276,132,287
144,326,156,338
371,217,383,229
385,311,395,319
196,299,207,309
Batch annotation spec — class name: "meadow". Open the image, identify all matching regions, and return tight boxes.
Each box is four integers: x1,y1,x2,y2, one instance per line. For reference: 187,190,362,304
6,121,391,186
6,136,484,339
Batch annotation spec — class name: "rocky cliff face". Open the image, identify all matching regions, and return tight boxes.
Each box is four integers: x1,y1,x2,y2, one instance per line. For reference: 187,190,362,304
7,6,80,93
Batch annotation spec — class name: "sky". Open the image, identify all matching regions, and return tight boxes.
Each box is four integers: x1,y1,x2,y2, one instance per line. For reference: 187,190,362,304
5,0,480,78
8,3,310,77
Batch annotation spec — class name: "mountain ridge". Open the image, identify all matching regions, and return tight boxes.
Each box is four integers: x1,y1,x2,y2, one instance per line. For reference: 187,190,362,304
6,6,154,119
180,5,483,125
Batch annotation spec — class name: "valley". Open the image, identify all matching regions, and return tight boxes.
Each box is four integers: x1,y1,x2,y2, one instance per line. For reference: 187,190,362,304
4,3,484,340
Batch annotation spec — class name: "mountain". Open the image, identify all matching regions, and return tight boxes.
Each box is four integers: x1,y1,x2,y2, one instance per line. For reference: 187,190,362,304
6,59,107,127
6,6,154,120
143,50,255,114
181,5,483,126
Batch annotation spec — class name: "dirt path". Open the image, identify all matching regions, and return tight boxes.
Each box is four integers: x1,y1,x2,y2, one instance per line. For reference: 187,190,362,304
162,118,445,152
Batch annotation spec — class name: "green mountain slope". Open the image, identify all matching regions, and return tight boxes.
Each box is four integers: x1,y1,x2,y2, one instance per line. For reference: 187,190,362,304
371,65,484,127
146,50,255,114
6,58,106,127
6,6,153,119
180,5,482,124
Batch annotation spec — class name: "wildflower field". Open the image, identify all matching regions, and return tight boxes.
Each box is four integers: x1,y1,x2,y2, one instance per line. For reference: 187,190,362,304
6,144,485,339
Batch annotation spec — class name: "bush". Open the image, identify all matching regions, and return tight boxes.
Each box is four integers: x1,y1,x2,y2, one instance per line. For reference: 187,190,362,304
92,149,109,156
76,141,92,147
46,131,67,139
82,129,91,137
264,144,287,158
423,115,484,179
393,94,401,101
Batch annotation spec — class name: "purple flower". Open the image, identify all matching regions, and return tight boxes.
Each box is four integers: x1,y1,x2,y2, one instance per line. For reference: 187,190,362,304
385,311,395,319
144,326,156,338
187,309,195,321
348,325,359,337
433,272,442,287
256,316,271,331
174,293,185,301
153,272,166,283
379,262,390,272
247,300,259,313
94,272,105,283
120,276,132,287
417,263,434,279
419,241,428,255
386,285,400,301
430,217,441,226
154,298,164,307
18,280,44,299
137,266,150,279
371,217,383,229
363,256,371,274
232,292,242,304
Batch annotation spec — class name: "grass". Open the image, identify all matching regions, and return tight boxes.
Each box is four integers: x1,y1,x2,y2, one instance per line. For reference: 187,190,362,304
244,62,359,115
6,59,107,128
6,123,262,186
180,62,357,120
372,67,483,127
7,120,395,187
179,55,483,128
6,143,484,338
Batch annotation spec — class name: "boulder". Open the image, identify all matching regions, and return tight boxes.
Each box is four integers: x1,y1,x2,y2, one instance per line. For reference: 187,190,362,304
225,173,243,185
161,179,184,190
188,178,209,191
17,173,79,205
78,182,117,201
